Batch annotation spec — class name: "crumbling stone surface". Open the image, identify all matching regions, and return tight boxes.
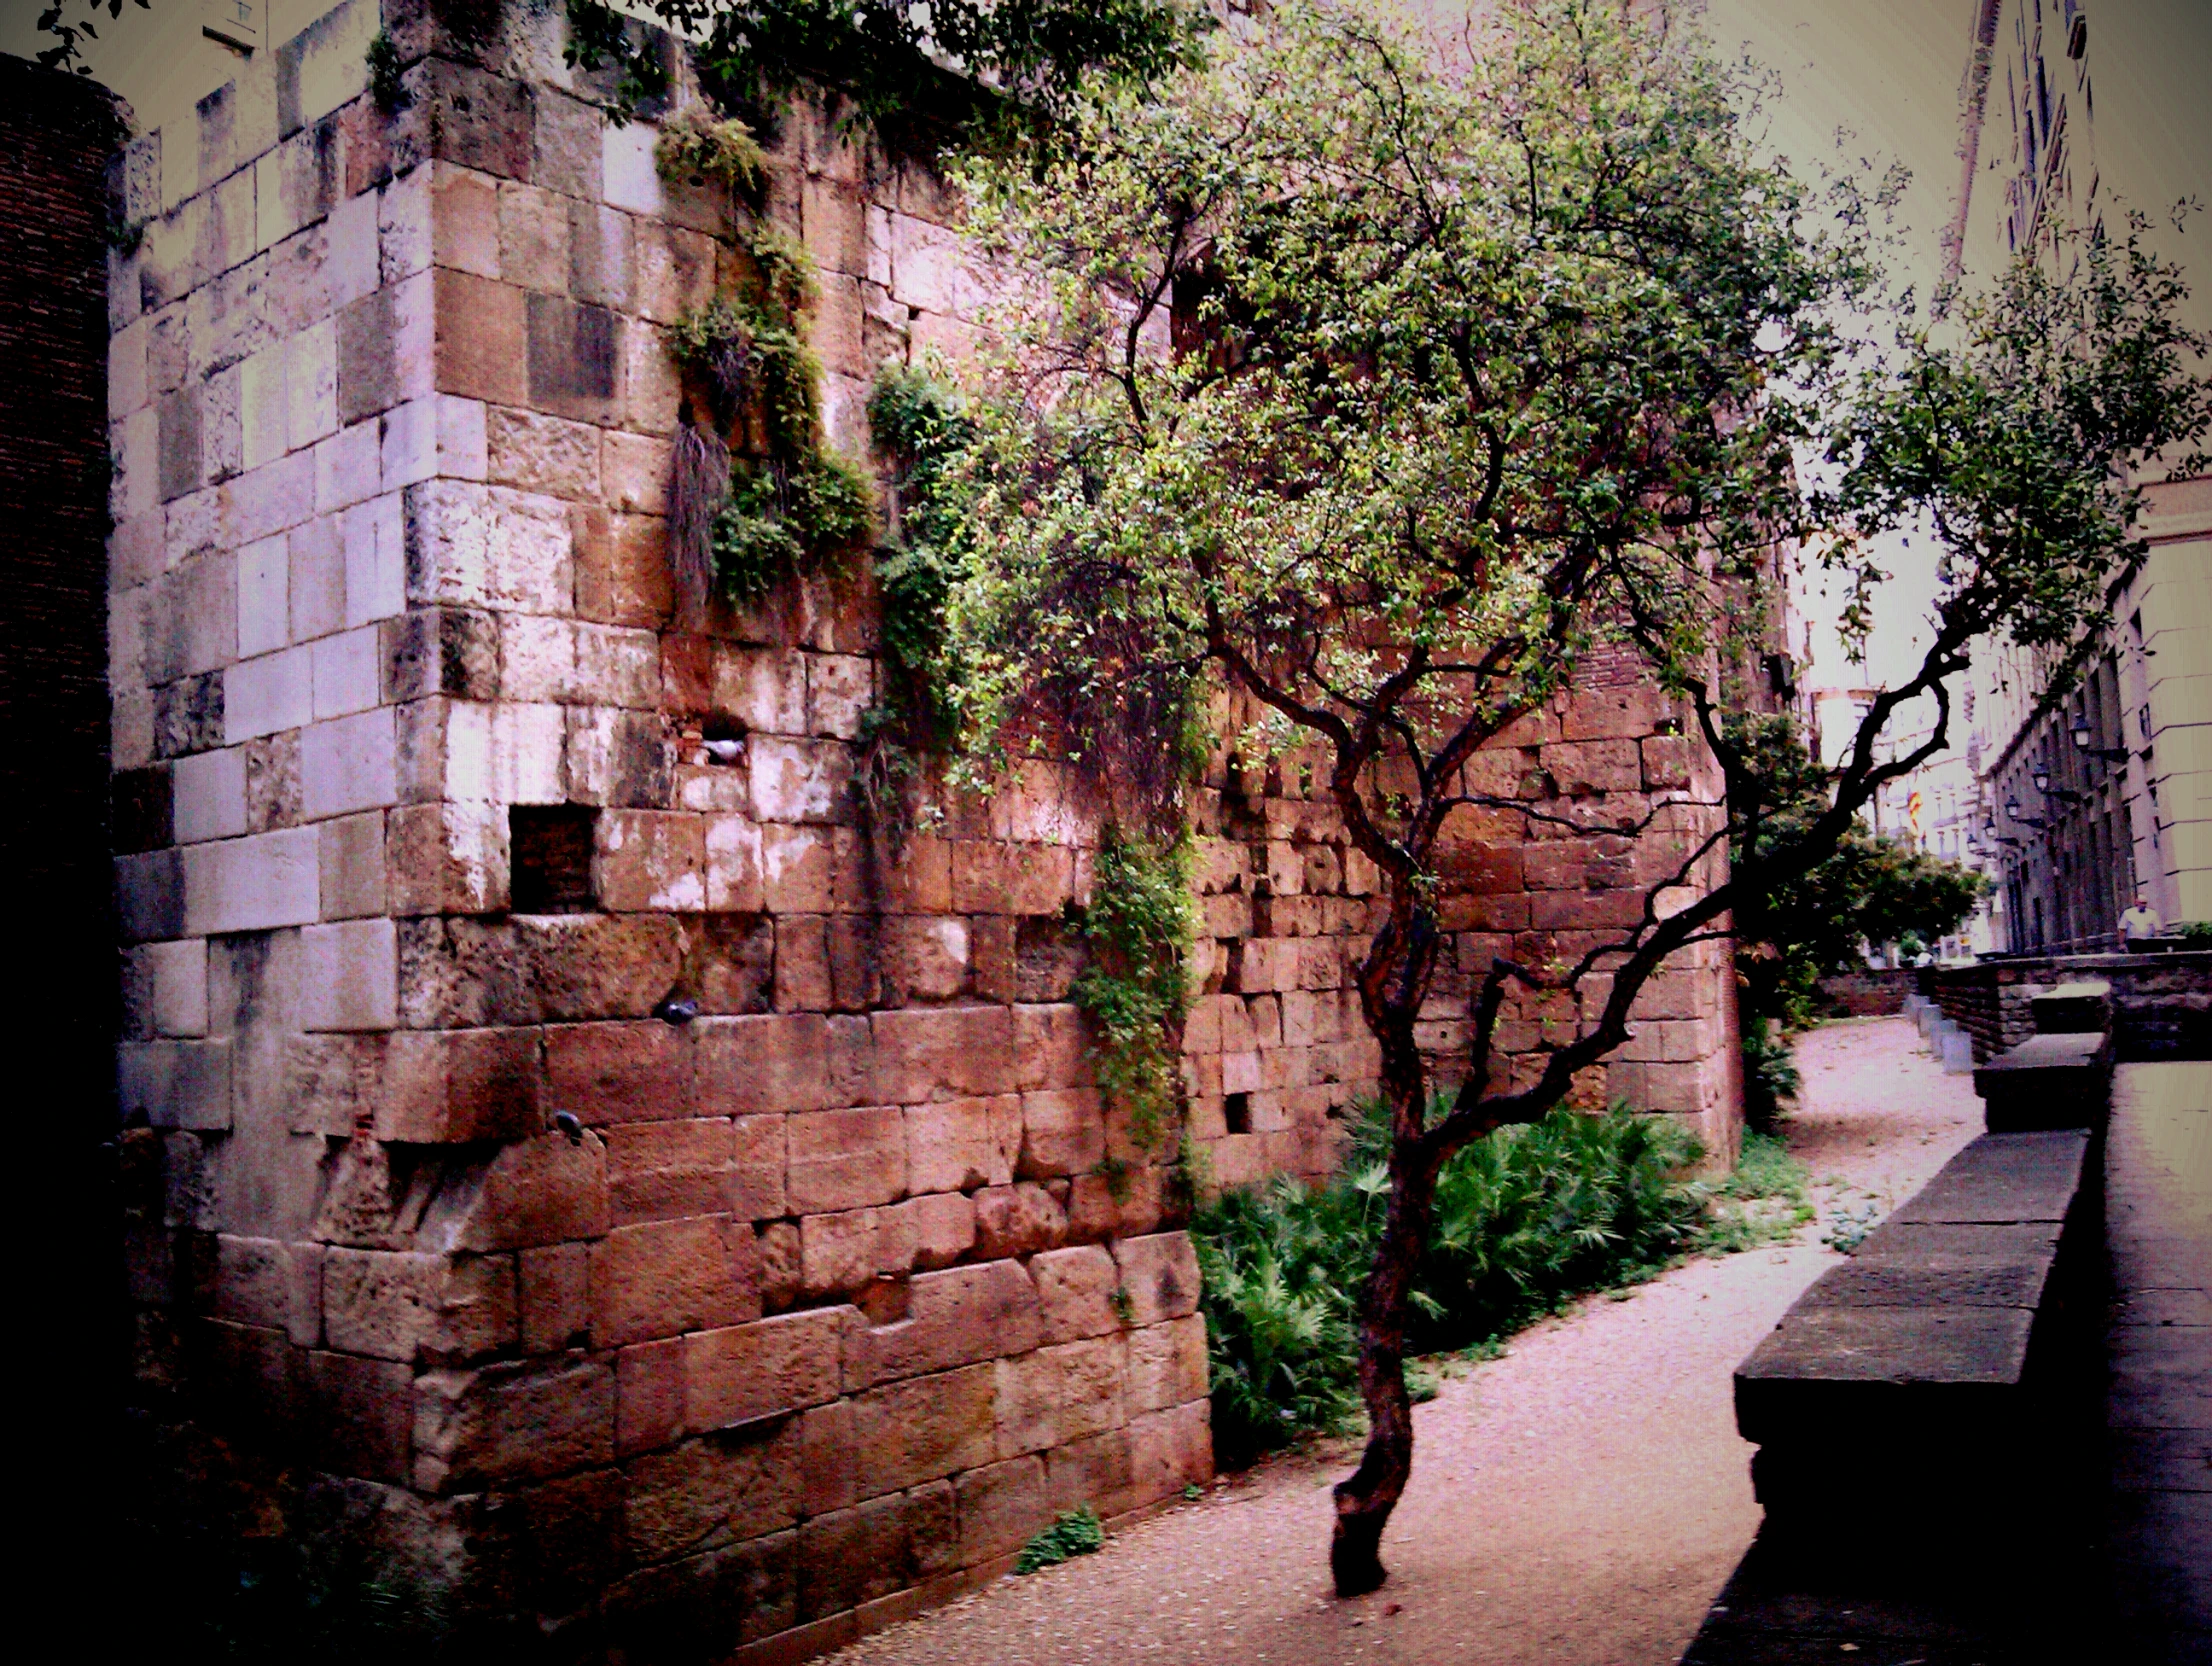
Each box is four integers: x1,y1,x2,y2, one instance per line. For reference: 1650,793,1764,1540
108,0,1742,1652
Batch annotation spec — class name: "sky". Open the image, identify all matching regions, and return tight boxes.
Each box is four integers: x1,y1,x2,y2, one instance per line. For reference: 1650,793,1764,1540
8,0,2208,720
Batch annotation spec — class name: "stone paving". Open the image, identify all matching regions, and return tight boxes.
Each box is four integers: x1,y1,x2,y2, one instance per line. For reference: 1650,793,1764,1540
2104,1062,2212,1662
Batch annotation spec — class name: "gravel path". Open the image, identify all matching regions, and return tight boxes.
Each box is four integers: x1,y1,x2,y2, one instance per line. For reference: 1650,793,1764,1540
831,1016,1982,1666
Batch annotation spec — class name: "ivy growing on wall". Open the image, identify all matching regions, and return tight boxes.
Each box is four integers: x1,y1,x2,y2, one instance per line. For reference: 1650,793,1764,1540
1068,829,1195,1155
661,131,873,609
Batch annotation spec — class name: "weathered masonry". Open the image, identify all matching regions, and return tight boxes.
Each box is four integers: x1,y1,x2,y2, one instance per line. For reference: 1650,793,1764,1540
105,0,1744,1653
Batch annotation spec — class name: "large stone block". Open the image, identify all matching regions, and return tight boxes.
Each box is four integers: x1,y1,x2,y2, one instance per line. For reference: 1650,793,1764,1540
375,1026,542,1143
426,1128,613,1254
1033,1245,1123,1345
1043,1426,1135,1518
605,1117,732,1226
119,1037,234,1131
515,912,684,1020
520,1241,588,1354
589,1215,761,1348
850,1363,997,1498
1017,1088,1106,1179
307,1349,414,1483
1128,1400,1212,1504
995,1336,1128,1458
844,1260,1043,1392
299,917,398,1031
412,1354,615,1493
956,1453,1052,1564
787,1106,906,1213
971,1182,1068,1261
594,810,706,912
684,1308,846,1431
695,1012,837,1113
1113,1232,1201,1326
903,1095,1021,1194
871,1005,1017,1104
322,1248,517,1363
622,1420,805,1566
1127,1314,1209,1412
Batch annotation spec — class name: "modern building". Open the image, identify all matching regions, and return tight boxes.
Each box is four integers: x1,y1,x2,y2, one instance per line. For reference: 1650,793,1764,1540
1951,0,2212,948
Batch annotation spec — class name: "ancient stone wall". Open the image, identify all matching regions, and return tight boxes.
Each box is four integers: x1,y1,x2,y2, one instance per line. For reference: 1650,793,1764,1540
104,1,1741,1655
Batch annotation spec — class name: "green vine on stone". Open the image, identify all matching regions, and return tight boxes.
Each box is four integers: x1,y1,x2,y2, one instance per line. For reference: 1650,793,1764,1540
667,220,872,604
1069,828,1194,1154
868,359,977,744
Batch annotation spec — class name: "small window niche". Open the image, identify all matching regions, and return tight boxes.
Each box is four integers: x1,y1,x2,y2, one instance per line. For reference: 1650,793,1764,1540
510,805,599,914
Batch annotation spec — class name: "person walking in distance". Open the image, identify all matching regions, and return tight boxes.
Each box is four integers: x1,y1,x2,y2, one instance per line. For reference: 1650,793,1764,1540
2119,893,2165,946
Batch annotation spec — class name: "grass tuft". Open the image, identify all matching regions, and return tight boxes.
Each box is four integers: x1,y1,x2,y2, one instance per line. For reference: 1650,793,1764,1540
1015,1506,1105,1574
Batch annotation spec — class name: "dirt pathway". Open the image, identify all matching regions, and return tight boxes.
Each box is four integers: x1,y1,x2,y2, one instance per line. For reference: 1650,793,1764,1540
830,1016,1983,1666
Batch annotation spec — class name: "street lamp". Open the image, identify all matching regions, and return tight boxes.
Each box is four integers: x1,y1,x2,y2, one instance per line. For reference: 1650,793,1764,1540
2068,712,2134,765
2030,764,2085,806
2007,794,2050,831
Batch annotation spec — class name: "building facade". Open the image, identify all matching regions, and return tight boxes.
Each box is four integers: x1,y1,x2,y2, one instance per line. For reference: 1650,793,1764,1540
1954,0,2212,948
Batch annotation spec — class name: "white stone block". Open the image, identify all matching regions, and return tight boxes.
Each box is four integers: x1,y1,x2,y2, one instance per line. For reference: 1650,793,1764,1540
716,647,806,737
147,939,210,1037
226,643,315,742
173,746,248,844
109,317,149,420
808,653,874,740
288,319,339,450
114,407,158,522
316,418,383,513
500,613,577,703
182,825,320,934
575,623,660,709
289,0,375,131
302,707,398,819
381,395,489,490
224,450,317,544
288,516,346,641
602,120,663,215
237,532,291,658
311,624,381,718
326,187,379,310
750,736,850,823
299,916,397,1033
491,702,567,804
239,345,287,471
378,166,432,284
865,204,893,289
706,815,763,911
161,109,199,213
391,268,437,404
342,491,405,627
404,481,572,614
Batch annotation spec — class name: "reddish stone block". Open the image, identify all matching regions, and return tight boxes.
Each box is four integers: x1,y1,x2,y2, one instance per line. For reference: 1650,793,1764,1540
433,269,527,404
1017,1088,1105,1180
730,1112,786,1220
786,1105,906,1213
684,1308,846,1430
1012,1003,1094,1092
516,913,685,1021
903,1095,1020,1194
798,1206,914,1300
844,1260,1042,1392
796,1492,911,1624
971,1182,1068,1261
606,1118,733,1225
1127,1314,1208,1412
850,1363,997,1498
800,1397,857,1516
950,841,1075,915
1043,1426,1136,1517
573,505,673,629
322,1248,517,1363
955,1454,1050,1563
896,1190,976,1271
617,1336,686,1458
413,1355,616,1493
589,1216,761,1348
870,1005,1017,1103
1032,1245,1121,1344
774,913,833,1011
520,1241,588,1353
307,1349,413,1483
432,1128,612,1252
757,1220,801,1310
695,1012,834,1113
375,1026,542,1143
995,1336,1128,1458
623,1421,805,1564
1112,1232,1200,1326
1128,1399,1213,1507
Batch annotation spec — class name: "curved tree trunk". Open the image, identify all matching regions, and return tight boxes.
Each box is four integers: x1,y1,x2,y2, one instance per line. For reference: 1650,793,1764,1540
1329,1001,1439,1597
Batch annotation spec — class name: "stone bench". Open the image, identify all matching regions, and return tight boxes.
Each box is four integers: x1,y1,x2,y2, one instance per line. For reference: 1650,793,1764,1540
1975,978,2115,1130
1734,1129,2098,1537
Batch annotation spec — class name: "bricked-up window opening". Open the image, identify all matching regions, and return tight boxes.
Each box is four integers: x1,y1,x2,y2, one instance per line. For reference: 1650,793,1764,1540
1223,1092,1252,1134
510,806,599,913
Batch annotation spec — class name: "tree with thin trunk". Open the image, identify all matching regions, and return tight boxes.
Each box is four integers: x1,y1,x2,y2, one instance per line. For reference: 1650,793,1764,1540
930,0,2210,1596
